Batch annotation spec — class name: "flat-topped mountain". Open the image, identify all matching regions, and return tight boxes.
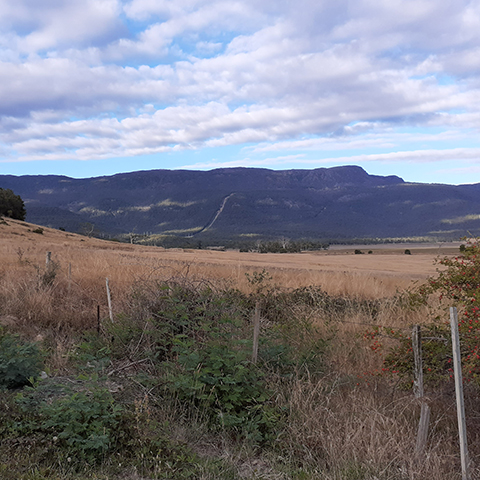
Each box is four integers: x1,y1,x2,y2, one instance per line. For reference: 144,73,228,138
1,166,479,241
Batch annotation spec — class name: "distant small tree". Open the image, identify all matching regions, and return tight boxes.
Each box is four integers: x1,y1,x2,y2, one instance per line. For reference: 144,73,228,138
0,188,26,220
79,222,98,238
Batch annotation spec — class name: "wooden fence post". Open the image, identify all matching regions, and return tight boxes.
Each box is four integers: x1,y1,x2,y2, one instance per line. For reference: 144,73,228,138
450,307,470,480
415,402,430,457
46,251,51,270
412,325,424,399
413,324,430,456
252,300,260,364
106,278,114,322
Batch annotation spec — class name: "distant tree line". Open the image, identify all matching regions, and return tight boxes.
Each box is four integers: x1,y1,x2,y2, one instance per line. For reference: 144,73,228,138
241,239,329,253
0,188,26,220
124,234,330,252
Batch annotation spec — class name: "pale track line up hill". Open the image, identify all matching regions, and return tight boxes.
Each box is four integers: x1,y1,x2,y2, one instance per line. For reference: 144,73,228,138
187,193,235,237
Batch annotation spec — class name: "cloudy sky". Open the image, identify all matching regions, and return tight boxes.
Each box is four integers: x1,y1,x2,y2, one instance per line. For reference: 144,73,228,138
1,0,480,184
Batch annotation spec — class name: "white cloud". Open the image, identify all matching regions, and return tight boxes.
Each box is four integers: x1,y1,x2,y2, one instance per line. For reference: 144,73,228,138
1,0,480,182
0,0,124,55
323,148,480,165
178,147,480,171
180,154,307,170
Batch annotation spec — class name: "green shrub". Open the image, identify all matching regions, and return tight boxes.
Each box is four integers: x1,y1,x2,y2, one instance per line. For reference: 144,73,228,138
0,333,43,389
16,380,122,465
169,336,279,443
32,228,44,235
122,279,333,443
368,238,480,388
127,280,282,442
0,188,26,220
42,388,121,463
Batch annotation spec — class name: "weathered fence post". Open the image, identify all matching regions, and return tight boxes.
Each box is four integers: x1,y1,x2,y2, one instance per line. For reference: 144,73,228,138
416,403,430,456
450,307,470,480
46,251,51,270
252,300,260,364
97,305,101,334
412,325,424,399
68,263,72,293
106,278,114,322
413,324,430,456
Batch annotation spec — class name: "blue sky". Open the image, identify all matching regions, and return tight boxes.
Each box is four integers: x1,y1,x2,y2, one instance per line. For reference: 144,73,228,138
1,0,480,184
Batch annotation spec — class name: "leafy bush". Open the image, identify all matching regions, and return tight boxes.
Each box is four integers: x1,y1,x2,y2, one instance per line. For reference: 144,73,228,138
367,238,480,387
92,278,330,445
16,380,122,465
127,280,249,363
124,279,299,442
42,388,121,463
0,333,43,389
169,335,278,443
0,188,26,220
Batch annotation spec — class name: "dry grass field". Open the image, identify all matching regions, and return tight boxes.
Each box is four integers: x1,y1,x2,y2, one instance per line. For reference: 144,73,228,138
1,217,476,480
0,217,452,299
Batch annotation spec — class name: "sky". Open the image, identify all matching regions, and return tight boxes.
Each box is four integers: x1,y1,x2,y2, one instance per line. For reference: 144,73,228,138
1,0,480,184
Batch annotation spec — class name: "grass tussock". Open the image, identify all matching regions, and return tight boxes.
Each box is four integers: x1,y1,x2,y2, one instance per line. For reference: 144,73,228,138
0,230,477,479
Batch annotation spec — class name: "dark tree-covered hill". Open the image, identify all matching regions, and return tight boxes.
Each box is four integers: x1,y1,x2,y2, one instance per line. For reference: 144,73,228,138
1,166,479,241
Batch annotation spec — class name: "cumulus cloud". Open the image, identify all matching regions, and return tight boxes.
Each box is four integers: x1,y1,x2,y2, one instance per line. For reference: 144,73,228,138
179,148,480,172
0,0,124,55
0,0,480,182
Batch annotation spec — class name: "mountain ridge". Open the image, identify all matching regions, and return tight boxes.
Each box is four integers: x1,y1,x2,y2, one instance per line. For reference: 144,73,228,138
1,166,479,241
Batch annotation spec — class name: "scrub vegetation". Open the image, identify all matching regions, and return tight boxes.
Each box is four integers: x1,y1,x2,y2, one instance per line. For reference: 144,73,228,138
0,218,479,479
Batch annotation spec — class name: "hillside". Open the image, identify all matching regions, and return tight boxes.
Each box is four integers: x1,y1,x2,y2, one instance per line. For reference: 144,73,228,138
0,216,448,289
1,213,477,480
1,166,480,241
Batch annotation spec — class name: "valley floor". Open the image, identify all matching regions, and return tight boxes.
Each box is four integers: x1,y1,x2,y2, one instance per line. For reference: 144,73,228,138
2,217,475,480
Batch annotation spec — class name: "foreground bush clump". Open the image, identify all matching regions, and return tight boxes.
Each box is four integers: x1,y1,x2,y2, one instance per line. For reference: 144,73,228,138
0,278,330,478
366,238,480,389
15,380,122,465
169,332,279,443
0,331,43,389
1,265,480,479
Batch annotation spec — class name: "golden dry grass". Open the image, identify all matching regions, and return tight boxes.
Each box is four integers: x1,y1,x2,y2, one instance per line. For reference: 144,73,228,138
0,217,449,301
0,218,450,387
0,217,441,389
2,217,474,479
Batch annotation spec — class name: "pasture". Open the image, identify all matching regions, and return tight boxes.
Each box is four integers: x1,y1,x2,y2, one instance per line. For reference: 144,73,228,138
0,217,452,299
0,218,476,480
